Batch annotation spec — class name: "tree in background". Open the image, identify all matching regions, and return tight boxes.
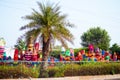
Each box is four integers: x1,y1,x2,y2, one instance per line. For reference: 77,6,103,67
20,2,74,78
110,43,120,54
81,27,110,50
14,38,26,51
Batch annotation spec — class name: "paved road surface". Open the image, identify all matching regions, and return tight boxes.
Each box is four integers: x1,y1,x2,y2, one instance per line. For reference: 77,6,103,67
1,74,120,80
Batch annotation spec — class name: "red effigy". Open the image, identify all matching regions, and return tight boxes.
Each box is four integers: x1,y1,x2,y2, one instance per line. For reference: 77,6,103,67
14,49,19,61
0,46,4,53
88,44,94,51
34,43,39,52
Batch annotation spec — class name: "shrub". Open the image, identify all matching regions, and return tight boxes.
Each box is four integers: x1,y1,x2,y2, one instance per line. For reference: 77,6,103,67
48,62,120,77
0,64,39,79
1,62,120,78
48,64,66,77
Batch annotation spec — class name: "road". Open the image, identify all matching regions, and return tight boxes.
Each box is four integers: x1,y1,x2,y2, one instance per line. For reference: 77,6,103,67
1,74,120,80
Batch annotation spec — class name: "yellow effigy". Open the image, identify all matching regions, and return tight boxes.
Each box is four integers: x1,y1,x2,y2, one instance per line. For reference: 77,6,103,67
27,43,34,51
0,37,6,47
27,36,34,52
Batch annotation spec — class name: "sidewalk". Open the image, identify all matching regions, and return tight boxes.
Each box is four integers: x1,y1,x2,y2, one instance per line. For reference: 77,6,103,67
2,74,120,80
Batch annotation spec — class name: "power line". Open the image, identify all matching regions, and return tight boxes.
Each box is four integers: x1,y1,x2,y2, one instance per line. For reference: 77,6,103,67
0,0,37,7
0,0,38,13
0,4,29,12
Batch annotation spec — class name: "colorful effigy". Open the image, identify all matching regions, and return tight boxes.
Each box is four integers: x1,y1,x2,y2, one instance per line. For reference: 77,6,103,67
0,37,6,60
60,48,75,61
14,49,19,61
58,44,119,62
10,38,119,63
0,35,119,68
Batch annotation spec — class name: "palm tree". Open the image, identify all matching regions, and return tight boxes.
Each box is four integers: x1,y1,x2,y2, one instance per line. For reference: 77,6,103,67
14,38,26,51
20,2,74,78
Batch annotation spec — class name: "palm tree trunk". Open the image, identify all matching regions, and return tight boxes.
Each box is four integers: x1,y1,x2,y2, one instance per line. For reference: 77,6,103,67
40,38,50,78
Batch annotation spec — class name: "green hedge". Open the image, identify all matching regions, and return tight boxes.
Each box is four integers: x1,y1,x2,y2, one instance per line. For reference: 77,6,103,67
48,62,120,77
0,64,39,79
0,62,120,78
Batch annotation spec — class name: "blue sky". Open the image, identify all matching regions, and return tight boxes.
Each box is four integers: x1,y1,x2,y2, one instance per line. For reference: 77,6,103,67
0,0,120,48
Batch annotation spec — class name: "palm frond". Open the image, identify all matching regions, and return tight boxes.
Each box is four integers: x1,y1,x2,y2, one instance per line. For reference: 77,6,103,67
20,21,37,30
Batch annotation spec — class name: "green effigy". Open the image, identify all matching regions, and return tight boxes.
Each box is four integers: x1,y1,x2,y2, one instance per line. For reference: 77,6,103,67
105,56,110,60
65,50,70,56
